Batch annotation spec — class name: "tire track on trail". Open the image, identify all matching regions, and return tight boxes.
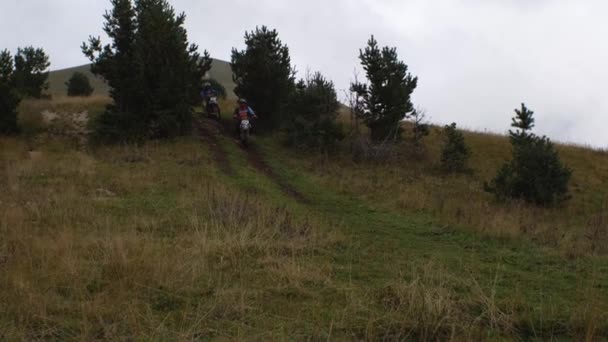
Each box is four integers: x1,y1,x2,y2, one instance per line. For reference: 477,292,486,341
194,118,234,176
245,144,309,204
194,117,308,203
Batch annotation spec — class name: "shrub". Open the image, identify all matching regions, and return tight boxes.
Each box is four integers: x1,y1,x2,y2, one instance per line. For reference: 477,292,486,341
0,50,20,134
351,136,398,163
66,72,94,97
440,123,471,172
407,108,430,158
231,26,296,131
485,104,572,205
13,46,50,98
286,72,344,151
82,0,211,143
205,78,227,99
16,104,45,137
351,35,418,142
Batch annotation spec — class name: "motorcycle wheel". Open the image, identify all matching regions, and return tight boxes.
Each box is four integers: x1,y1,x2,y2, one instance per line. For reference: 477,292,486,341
240,129,249,147
215,106,221,121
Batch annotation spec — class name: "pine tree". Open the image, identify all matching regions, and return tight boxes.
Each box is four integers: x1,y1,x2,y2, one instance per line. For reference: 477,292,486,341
485,104,571,205
231,26,296,131
82,0,142,140
0,50,21,134
82,0,211,142
351,36,418,142
134,0,210,138
66,72,94,97
13,46,50,98
510,103,535,146
440,123,470,172
286,71,343,151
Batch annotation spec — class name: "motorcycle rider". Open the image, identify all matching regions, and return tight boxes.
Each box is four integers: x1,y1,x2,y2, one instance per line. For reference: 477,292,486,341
200,82,218,114
233,98,257,136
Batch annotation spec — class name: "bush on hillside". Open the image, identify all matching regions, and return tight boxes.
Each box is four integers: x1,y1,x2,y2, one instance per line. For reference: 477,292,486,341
231,26,296,131
407,108,430,159
0,50,21,134
82,0,211,143
66,72,94,97
351,136,399,163
13,46,50,99
286,72,344,151
440,123,470,172
485,104,572,205
351,35,418,142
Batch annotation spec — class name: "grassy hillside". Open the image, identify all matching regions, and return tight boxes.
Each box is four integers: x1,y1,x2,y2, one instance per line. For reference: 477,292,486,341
293,123,608,256
47,58,235,98
206,58,236,96
47,64,110,98
2,96,607,339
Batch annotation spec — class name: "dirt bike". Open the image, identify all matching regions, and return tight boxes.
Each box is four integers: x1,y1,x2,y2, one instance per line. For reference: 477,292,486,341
206,96,221,120
239,119,251,146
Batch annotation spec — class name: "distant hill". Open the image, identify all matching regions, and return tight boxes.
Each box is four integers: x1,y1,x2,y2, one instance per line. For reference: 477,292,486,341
47,64,110,97
206,58,235,96
47,58,235,98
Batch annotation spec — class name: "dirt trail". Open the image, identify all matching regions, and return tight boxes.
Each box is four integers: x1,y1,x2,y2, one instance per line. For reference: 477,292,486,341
245,144,309,204
194,116,307,203
194,117,234,176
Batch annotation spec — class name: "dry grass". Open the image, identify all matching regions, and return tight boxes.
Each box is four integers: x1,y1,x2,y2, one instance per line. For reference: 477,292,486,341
2,133,607,339
17,96,112,147
285,124,608,256
357,262,516,340
19,96,111,118
0,138,344,339
2,97,607,339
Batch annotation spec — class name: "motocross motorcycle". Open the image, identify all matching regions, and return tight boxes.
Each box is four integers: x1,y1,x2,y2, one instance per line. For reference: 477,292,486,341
206,96,221,120
239,118,251,146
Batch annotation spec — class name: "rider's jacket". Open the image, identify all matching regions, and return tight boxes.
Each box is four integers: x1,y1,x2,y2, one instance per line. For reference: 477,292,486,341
235,107,256,120
201,88,217,99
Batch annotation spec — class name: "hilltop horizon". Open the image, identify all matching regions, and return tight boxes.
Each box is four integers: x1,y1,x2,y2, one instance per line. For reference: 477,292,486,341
4,1,608,147
48,58,236,98
45,61,605,149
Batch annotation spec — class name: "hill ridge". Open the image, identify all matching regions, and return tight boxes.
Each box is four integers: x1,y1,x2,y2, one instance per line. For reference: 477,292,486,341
47,58,235,97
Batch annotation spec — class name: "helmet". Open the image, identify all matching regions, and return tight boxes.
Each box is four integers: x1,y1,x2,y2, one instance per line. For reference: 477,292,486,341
238,99,248,104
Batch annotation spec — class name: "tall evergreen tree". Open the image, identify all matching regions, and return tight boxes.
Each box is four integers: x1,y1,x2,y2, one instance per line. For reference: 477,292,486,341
231,26,296,131
286,72,343,151
351,36,418,142
83,0,211,142
0,50,21,134
83,0,142,140
13,46,50,98
134,0,210,138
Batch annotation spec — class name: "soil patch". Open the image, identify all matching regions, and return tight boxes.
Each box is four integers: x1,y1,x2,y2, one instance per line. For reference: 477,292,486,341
245,144,309,204
194,117,234,176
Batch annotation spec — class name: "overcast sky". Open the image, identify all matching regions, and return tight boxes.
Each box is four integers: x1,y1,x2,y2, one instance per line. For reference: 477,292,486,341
2,0,607,147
